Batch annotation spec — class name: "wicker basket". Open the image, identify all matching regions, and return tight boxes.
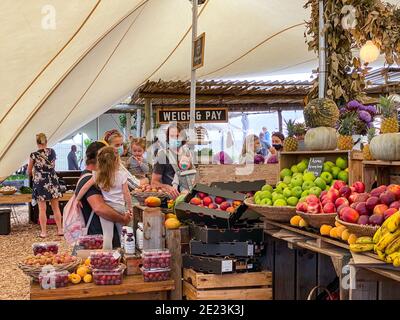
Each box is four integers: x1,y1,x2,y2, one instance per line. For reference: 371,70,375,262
335,216,379,237
244,197,296,222
298,211,337,229
1,190,17,195
18,258,82,281
131,191,170,206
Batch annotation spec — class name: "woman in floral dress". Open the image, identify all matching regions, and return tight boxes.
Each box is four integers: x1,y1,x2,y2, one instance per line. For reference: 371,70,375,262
28,133,63,238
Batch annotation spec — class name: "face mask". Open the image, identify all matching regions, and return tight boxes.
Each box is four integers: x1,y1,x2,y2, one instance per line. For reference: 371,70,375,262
256,147,262,153
117,146,124,156
273,144,283,151
169,140,182,149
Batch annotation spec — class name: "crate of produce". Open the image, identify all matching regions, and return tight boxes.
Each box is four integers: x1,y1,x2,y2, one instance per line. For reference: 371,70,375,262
183,268,272,300
141,267,171,282
191,223,265,244
89,251,121,270
32,242,59,255
141,249,171,269
189,240,256,257
175,184,247,228
182,254,235,274
38,270,69,289
77,235,103,250
92,264,125,285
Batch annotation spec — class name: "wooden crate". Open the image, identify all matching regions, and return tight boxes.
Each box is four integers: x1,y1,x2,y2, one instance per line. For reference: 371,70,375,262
279,150,363,185
123,254,143,275
183,269,272,300
363,160,400,192
195,164,279,186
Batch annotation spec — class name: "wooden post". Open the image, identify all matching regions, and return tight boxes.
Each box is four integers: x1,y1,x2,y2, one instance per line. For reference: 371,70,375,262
126,113,132,139
278,109,283,132
144,98,152,145
136,109,142,137
166,229,182,300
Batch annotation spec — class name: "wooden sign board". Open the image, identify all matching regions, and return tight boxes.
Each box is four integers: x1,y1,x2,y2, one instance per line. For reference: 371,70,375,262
307,157,325,177
193,32,205,70
157,107,228,124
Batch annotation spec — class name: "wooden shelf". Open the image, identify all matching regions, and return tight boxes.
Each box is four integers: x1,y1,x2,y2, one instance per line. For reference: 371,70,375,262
363,160,400,166
280,150,351,155
0,193,73,205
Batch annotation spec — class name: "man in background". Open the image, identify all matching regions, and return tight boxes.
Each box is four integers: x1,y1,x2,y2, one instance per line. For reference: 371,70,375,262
67,145,80,170
259,127,271,156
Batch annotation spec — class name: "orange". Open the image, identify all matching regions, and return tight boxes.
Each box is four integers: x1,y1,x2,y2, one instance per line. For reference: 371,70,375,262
347,234,358,245
84,258,91,267
76,266,88,278
320,224,332,236
336,226,347,238
299,218,308,228
83,274,93,283
341,229,350,242
329,227,339,238
290,215,302,227
335,221,343,228
69,273,81,284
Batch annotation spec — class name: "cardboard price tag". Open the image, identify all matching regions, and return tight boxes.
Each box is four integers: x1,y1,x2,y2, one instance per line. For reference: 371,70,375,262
307,157,325,177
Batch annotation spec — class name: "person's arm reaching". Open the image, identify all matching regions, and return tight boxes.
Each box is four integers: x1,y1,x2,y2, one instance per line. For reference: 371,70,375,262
87,194,132,225
151,173,179,199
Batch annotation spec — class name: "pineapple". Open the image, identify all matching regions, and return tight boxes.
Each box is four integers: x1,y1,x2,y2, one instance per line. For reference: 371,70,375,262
379,96,399,133
363,127,376,160
293,122,306,140
338,113,355,150
283,119,298,151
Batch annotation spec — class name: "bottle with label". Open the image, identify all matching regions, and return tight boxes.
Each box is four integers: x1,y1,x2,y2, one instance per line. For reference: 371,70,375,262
121,226,128,249
125,233,135,255
136,222,144,250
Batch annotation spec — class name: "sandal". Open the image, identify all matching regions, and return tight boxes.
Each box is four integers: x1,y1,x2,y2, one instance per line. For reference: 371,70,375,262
39,233,47,239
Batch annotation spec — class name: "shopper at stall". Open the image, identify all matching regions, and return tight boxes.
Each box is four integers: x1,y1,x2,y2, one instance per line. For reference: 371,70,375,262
151,123,187,199
260,127,271,146
28,133,63,238
239,134,263,164
128,137,149,179
75,146,132,250
67,145,80,170
74,141,132,248
265,131,285,163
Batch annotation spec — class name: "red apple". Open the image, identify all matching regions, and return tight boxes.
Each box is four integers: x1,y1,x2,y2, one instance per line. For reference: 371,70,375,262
307,202,321,214
339,186,352,199
306,194,319,204
390,201,400,209
219,201,231,211
335,197,349,208
323,202,335,213
384,208,398,220
380,191,396,206
197,192,208,199
370,186,387,198
387,184,400,200
214,196,225,205
366,196,380,212
190,197,202,205
342,207,359,223
373,204,389,216
202,196,213,207
355,193,370,203
369,214,384,226
348,193,359,204
357,215,370,225
337,204,350,217
333,180,347,191
355,202,369,216
321,198,332,207
320,190,328,199
352,181,366,193
296,202,308,213
326,188,340,202
208,203,218,210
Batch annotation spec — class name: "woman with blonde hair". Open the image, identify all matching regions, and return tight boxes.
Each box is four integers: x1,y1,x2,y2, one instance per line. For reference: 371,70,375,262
76,146,132,249
239,134,264,164
28,133,63,238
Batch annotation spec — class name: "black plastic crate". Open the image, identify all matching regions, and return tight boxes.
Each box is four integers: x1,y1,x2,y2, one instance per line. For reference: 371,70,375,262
182,254,235,274
189,240,257,257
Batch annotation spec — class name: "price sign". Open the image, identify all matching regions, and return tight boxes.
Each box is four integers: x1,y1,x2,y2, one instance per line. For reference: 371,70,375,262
307,157,325,177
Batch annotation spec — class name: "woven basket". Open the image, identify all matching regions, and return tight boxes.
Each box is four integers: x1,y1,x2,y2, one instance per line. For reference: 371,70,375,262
131,191,170,206
18,258,82,282
335,216,379,237
298,211,337,229
1,190,17,195
244,197,296,222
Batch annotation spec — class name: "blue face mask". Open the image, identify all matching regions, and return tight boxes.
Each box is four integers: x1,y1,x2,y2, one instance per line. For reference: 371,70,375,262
117,146,124,156
169,140,182,149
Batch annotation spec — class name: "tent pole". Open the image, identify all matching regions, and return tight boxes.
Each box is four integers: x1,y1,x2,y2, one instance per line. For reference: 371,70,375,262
96,117,100,140
145,98,152,146
318,0,326,99
126,112,132,140
189,0,198,143
137,108,142,137
278,109,283,133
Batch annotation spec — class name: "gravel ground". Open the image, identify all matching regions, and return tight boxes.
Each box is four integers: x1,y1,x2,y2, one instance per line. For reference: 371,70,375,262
0,205,71,300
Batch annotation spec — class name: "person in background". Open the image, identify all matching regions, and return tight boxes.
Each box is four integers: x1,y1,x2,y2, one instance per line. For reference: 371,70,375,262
260,127,271,146
265,131,285,163
128,137,149,179
74,141,132,248
67,145,80,170
213,151,233,164
28,133,63,238
258,132,269,156
75,147,132,250
239,134,263,164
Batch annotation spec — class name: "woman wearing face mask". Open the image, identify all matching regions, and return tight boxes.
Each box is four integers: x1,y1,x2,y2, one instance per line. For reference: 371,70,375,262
151,123,187,199
239,134,264,164
264,131,285,163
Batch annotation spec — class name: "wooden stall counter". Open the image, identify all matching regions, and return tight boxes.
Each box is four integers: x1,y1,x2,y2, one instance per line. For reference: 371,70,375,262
30,275,175,300
0,193,73,205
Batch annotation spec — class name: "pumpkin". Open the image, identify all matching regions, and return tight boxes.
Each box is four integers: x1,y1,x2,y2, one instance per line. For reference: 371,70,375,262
369,133,400,161
304,127,337,151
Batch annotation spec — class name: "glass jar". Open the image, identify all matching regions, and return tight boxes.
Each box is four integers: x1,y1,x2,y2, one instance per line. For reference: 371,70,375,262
125,233,135,255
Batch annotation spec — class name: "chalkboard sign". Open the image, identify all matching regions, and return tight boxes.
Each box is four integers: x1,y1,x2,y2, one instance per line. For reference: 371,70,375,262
307,157,325,177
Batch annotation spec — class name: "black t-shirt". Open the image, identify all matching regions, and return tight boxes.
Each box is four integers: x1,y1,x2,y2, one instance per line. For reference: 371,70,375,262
153,149,176,186
75,170,120,247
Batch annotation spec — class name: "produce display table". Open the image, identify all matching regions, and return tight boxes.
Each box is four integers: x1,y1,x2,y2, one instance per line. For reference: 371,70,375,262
0,193,73,205
30,275,175,300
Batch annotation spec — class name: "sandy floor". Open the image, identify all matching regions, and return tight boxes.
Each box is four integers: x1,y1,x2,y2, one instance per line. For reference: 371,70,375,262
0,205,71,300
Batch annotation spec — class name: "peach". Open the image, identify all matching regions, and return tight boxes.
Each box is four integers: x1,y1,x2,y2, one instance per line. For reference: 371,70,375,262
208,203,218,209
342,207,359,224
219,201,231,211
333,180,347,191
357,215,369,225
232,200,242,208
226,207,235,214
339,186,352,199
202,197,213,207
190,197,202,206
387,184,400,200
296,202,308,213
337,204,350,216
197,192,208,199
215,196,225,204
366,196,380,212
380,191,396,206
335,197,349,208
355,202,369,216
326,188,340,202
384,208,398,220
373,204,389,216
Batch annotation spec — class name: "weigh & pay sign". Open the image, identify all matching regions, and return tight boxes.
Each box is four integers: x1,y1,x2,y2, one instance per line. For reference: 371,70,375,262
157,107,228,124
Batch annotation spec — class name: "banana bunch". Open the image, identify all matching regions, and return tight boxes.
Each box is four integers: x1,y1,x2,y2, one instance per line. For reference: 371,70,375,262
372,211,400,268
349,236,374,252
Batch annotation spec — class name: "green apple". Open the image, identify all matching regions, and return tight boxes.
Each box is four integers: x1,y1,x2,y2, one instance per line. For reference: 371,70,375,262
296,161,307,173
293,172,303,178
314,177,326,190
302,181,315,190
336,157,348,170
338,170,349,183
299,196,307,203
291,186,303,198
301,190,310,198
287,196,299,207
326,185,331,191
309,186,322,197
260,191,272,200
261,184,274,193
272,193,285,203
280,168,292,179
274,199,287,207
322,163,332,173
303,171,316,182
276,182,288,193
325,160,335,167
261,198,272,206
320,171,333,184
291,175,303,187
255,197,262,204
283,176,292,185
331,166,341,179
283,188,292,198
291,165,299,174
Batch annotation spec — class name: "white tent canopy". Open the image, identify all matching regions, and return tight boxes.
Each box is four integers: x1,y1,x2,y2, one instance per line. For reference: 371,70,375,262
0,0,351,177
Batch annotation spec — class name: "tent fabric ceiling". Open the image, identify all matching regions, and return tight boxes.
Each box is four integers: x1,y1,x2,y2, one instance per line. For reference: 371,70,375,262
1,0,316,177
